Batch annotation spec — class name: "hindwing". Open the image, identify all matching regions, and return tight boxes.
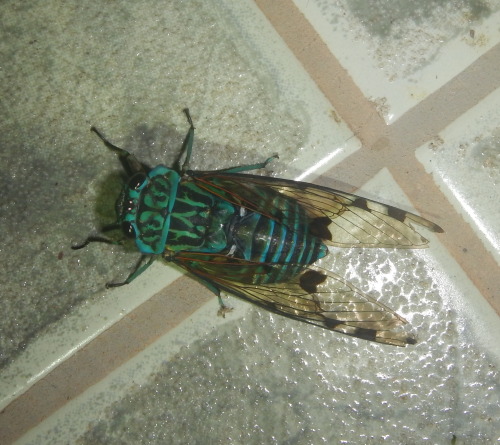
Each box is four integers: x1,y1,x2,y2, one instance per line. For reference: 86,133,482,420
173,252,416,347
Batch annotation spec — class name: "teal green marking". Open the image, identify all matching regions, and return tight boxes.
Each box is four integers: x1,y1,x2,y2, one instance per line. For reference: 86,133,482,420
270,223,287,262
118,166,181,255
165,181,237,252
258,217,274,262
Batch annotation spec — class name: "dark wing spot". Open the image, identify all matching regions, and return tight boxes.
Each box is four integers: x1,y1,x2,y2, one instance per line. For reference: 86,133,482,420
323,318,342,329
406,335,417,345
351,197,370,211
353,197,409,225
309,216,332,240
387,206,407,223
322,319,378,342
351,327,378,342
299,270,327,293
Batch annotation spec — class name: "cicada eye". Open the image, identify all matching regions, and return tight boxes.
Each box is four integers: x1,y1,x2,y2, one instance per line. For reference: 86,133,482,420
128,172,147,190
121,221,137,239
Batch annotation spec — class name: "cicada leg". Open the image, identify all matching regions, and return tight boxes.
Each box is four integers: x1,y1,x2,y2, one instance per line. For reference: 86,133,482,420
106,255,156,288
71,223,122,249
179,108,195,173
73,224,156,288
91,127,149,176
216,155,278,173
180,108,277,174
186,271,235,317
165,251,233,316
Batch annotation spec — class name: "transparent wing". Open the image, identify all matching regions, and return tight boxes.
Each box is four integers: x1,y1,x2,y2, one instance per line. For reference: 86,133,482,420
190,172,443,249
174,252,416,347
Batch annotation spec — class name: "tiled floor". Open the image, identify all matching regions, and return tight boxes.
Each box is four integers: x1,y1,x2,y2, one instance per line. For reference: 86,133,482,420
1,0,499,443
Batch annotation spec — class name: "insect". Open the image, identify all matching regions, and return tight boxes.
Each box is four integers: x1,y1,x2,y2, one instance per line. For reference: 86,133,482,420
73,109,443,347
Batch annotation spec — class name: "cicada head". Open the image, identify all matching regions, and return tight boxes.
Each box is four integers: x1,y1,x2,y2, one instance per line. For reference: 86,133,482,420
117,166,181,255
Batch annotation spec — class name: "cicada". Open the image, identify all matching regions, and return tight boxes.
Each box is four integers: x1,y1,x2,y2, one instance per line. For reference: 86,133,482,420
74,109,443,347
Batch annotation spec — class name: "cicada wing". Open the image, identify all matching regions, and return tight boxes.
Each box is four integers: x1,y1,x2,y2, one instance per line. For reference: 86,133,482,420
190,172,442,249
174,252,416,347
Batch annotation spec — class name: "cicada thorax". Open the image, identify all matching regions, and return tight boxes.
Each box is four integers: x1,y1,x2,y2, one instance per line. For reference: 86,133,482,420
165,180,236,252
117,165,181,254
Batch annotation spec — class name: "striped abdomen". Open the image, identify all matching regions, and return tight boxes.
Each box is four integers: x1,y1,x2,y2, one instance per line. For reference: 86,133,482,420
229,196,328,284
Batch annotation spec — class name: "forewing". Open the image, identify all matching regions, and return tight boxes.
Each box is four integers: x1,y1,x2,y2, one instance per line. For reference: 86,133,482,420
174,252,416,347
190,172,443,249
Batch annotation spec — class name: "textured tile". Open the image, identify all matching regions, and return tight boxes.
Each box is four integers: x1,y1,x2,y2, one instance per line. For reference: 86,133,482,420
417,87,500,264
294,0,500,122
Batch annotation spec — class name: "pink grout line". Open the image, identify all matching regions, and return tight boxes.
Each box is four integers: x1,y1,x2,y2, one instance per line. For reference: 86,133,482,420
0,278,212,445
255,0,500,313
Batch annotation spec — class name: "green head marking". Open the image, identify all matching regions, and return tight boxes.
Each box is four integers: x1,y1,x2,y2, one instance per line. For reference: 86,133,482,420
118,165,181,254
